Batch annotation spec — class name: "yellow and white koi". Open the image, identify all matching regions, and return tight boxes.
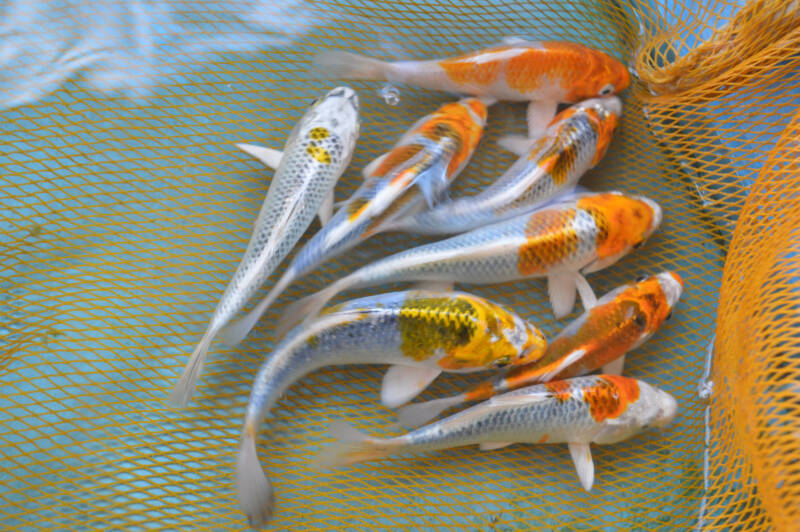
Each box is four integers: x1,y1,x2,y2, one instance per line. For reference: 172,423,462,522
235,290,546,527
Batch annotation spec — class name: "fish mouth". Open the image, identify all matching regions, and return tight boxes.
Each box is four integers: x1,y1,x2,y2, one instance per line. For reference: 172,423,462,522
637,195,662,237
327,86,359,112
656,271,684,308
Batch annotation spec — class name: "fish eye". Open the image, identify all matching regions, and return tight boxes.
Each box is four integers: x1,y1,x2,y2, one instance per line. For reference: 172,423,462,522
666,311,673,321
598,84,615,96
494,356,512,368
636,275,647,283
635,313,647,327
310,97,321,107
633,241,642,249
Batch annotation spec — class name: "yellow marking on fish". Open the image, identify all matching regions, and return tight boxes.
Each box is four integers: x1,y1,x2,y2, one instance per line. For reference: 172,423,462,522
307,145,332,164
309,127,330,140
397,294,542,371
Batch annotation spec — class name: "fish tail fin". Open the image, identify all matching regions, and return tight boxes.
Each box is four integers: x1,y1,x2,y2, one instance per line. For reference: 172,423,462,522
275,279,347,337
315,421,393,469
236,421,274,528
169,327,217,407
313,51,391,81
395,394,464,429
219,272,296,347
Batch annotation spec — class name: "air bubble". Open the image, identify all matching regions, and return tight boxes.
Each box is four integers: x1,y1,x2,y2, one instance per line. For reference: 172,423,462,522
379,84,401,106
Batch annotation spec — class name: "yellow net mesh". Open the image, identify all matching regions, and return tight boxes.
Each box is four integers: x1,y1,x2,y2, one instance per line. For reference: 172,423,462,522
1,0,798,529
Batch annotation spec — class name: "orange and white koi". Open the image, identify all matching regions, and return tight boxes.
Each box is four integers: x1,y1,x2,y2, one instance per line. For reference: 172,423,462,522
387,96,622,235
219,98,488,346
235,290,546,527
397,272,684,428
314,39,629,135
280,191,662,336
317,375,678,492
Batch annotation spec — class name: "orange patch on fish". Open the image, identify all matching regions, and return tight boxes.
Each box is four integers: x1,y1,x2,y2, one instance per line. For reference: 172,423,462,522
370,144,424,178
545,380,572,402
439,48,506,86
517,208,578,275
578,194,655,261
583,375,640,422
465,381,496,403
538,434,549,443
589,108,619,165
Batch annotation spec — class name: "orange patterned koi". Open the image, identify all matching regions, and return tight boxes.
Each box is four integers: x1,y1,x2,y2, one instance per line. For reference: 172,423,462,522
314,39,629,135
317,375,677,492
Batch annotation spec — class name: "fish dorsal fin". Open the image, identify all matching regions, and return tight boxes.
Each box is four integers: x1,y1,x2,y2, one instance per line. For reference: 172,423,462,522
237,143,283,169
548,272,577,318
568,442,595,491
318,189,334,226
381,365,442,409
479,441,514,451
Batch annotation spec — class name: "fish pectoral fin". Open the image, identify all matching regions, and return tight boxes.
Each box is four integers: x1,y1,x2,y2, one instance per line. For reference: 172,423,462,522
548,272,577,318
479,441,514,451
601,355,626,376
412,281,455,293
537,348,587,382
363,152,390,178
497,135,533,156
574,274,598,310
568,442,595,491
527,100,558,139
236,143,283,169
381,365,442,409
318,189,334,226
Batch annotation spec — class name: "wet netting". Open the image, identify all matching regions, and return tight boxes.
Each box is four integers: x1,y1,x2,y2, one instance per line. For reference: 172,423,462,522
1,0,798,529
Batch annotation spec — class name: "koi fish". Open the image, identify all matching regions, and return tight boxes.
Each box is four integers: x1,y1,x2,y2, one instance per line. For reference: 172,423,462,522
314,39,629,136
235,290,547,527
280,191,662,336
317,375,678,492
386,96,622,235
219,98,488,347
397,272,684,428
169,87,360,407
